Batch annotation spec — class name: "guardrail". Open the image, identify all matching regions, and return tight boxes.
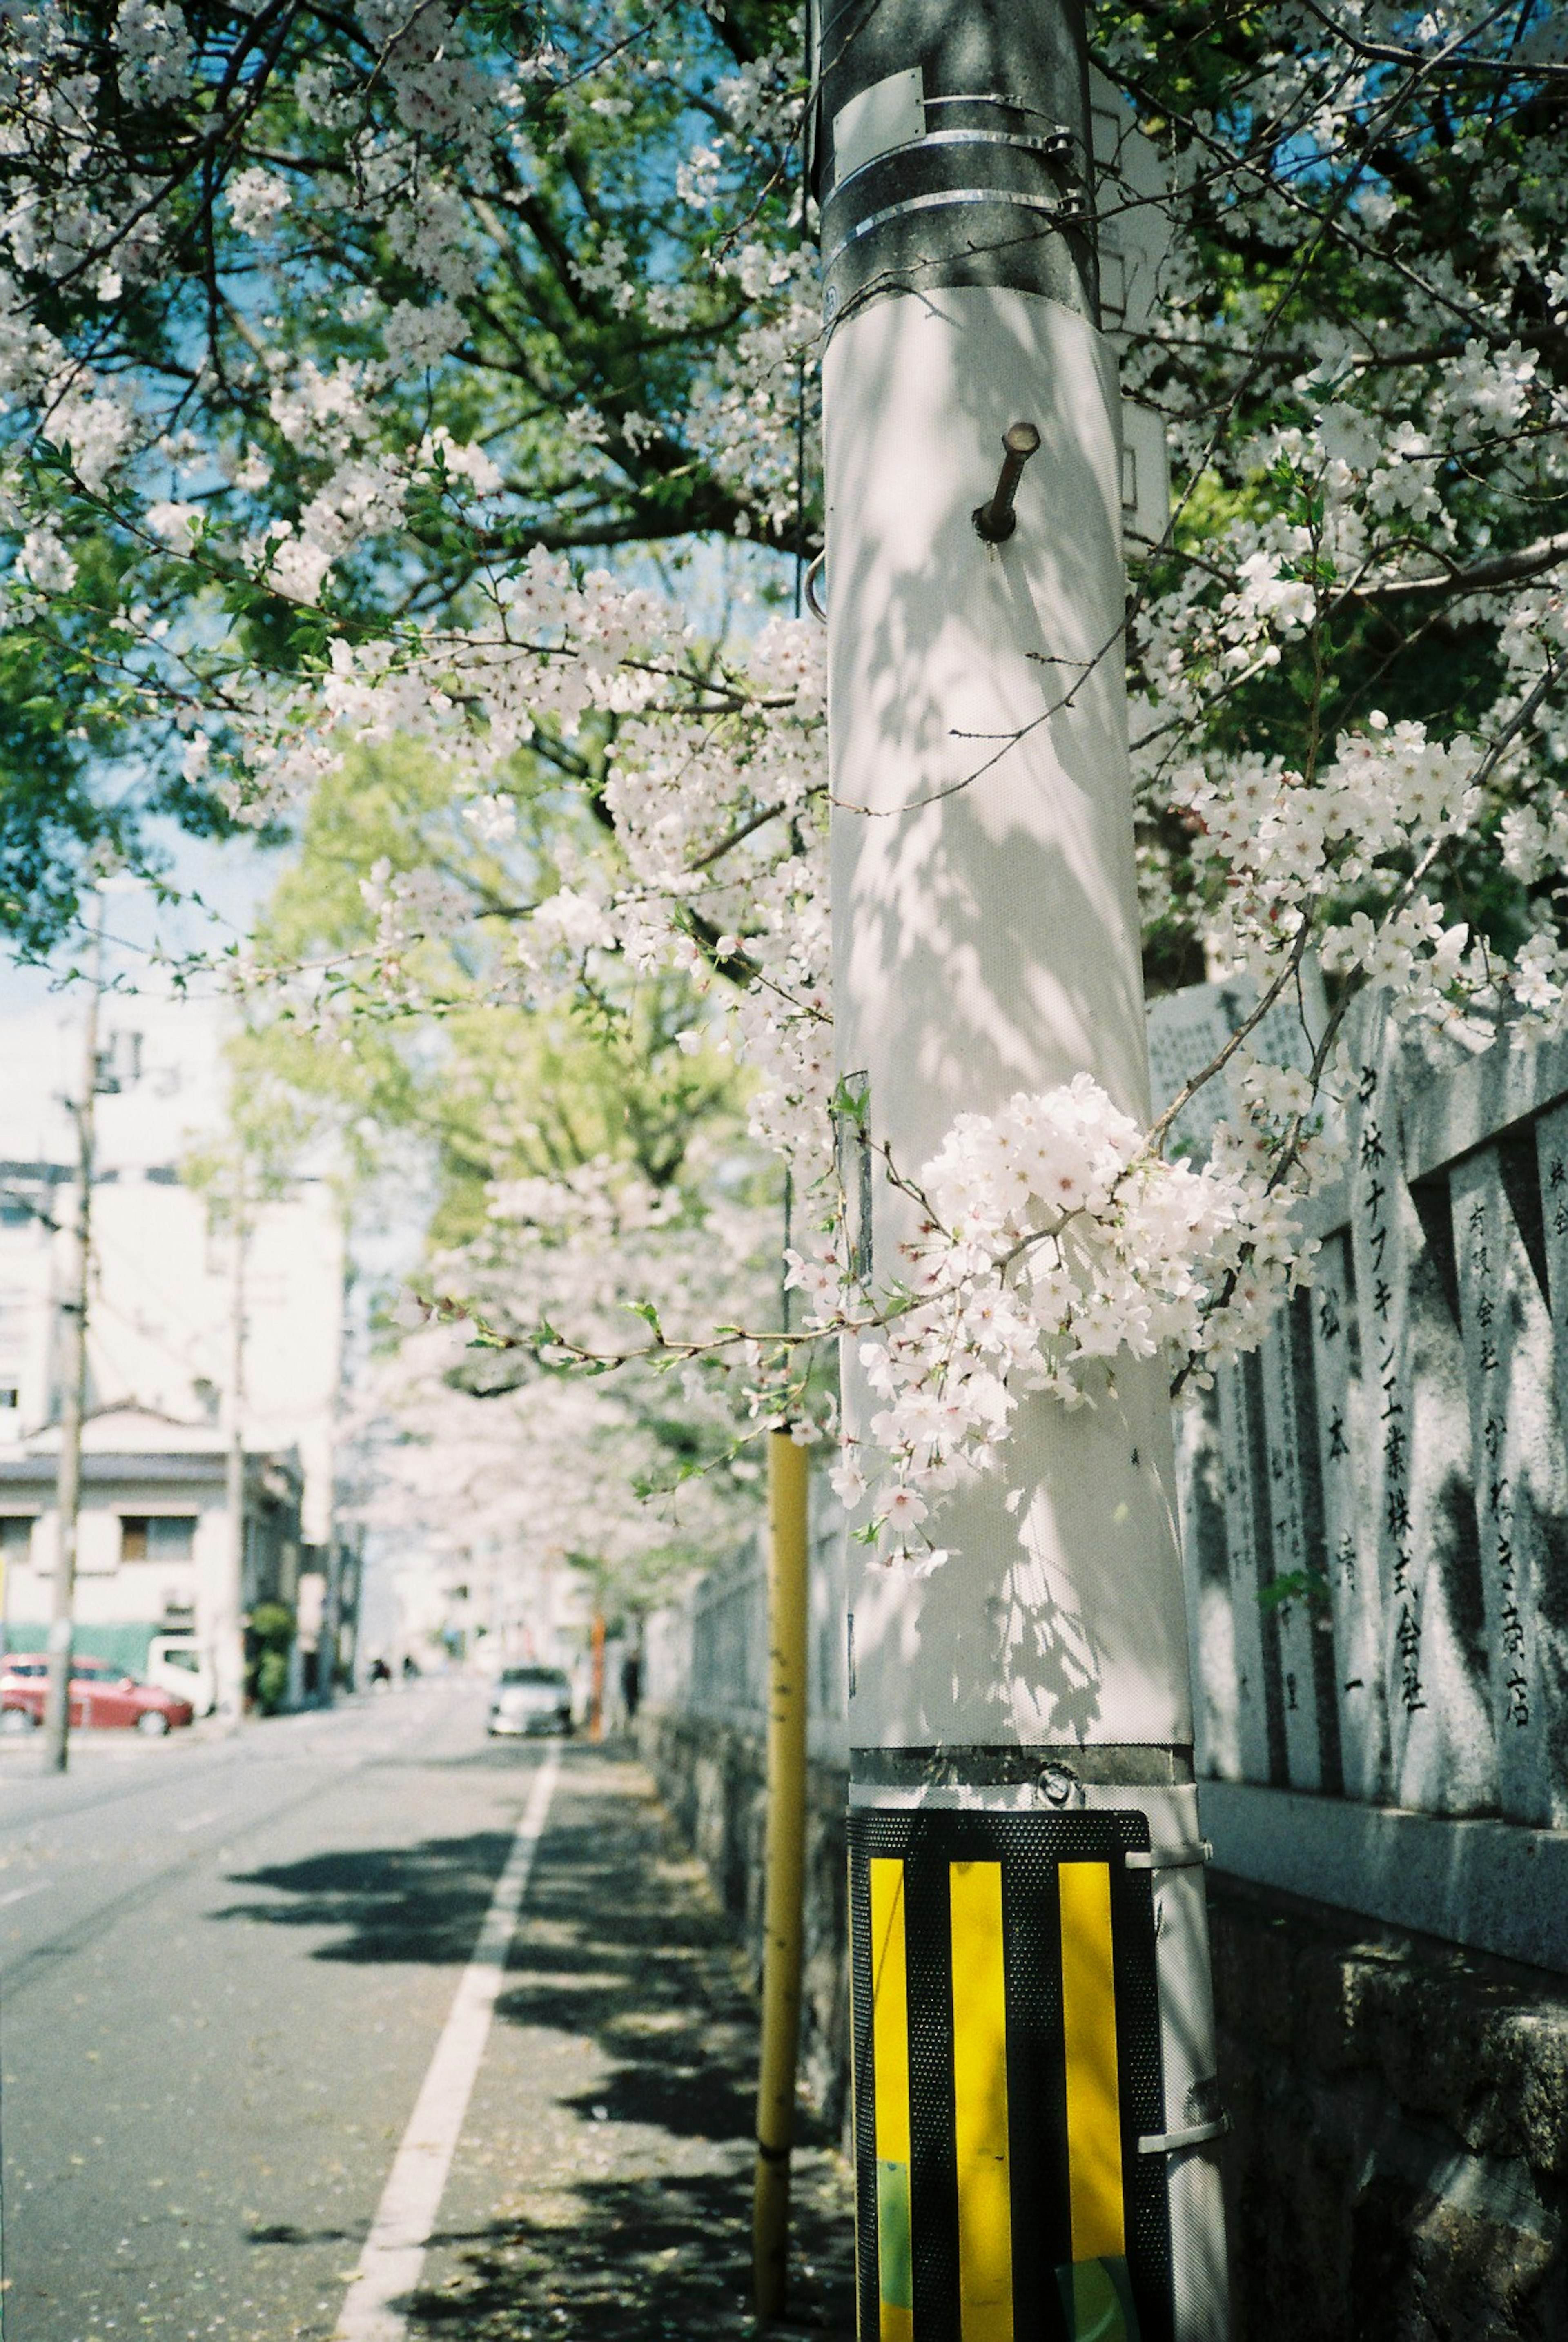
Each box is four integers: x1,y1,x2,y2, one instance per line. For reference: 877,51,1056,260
644,1474,849,1765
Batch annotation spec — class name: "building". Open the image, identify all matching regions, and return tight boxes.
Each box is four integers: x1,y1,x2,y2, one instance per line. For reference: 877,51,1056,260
0,994,356,1695
0,1404,304,1677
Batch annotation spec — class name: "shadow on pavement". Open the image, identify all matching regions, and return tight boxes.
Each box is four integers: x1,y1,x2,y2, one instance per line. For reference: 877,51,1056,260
410,2166,851,2339
246,2220,355,2247
213,1829,517,1963
212,1742,558,1963
423,1747,854,2337
215,1745,855,2336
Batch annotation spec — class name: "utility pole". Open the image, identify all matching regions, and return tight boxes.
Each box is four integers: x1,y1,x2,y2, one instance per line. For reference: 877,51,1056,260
815,4,1230,2337
322,1533,342,1705
212,1171,249,1729
42,900,105,1776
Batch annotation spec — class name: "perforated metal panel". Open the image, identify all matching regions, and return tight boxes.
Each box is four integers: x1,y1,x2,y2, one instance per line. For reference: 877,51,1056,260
851,1805,1174,2342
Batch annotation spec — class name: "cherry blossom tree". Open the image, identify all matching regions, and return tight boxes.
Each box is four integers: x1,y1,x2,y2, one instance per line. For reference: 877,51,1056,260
0,0,815,933
231,734,789,1595
3,1,1566,1558
352,1317,764,1626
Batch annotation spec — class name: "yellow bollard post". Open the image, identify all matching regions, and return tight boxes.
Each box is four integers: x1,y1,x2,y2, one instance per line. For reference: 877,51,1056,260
753,1428,811,2322
589,1610,605,1741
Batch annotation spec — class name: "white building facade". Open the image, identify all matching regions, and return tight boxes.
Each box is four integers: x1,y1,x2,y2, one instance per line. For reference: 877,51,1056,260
0,996,352,1690
0,1405,304,1678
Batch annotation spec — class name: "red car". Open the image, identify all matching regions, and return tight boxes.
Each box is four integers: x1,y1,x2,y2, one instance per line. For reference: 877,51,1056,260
0,1653,194,1736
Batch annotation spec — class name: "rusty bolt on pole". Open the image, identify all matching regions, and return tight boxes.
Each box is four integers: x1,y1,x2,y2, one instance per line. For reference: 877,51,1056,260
973,420,1042,543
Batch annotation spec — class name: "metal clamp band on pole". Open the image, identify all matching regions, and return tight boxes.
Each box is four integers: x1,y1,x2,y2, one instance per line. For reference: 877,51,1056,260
820,187,1082,279
1123,1841,1213,1872
922,93,1076,130
1138,2115,1232,2157
804,551,827,624
830,125,1082,205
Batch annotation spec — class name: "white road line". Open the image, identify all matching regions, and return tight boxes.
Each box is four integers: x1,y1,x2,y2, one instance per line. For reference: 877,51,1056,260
334,1745,561,2342
0,1881,46,1907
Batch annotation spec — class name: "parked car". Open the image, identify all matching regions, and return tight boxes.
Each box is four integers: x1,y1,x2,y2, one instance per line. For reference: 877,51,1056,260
0,1653,194,1736
486,1665,574,1738
144,1634,216,1717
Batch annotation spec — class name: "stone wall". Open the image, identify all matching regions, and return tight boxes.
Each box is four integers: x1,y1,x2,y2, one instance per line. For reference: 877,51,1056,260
639,1710,851,2130
1211,1872,1568,2342
641,1712,1568,2339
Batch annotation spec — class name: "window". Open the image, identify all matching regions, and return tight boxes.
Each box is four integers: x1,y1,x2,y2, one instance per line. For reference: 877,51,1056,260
160,1647,200,1674
0,1389,17,1411
120,1516,196,1562
0,1516,33,1559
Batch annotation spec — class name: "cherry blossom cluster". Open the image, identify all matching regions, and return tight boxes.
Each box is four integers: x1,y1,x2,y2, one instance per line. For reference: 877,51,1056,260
3,0,1567,1572
784,1075,1320,1560
232,563,835,1185
379,1150,838,1532
350,1314,753,1599
0,0,820,788
1172,717,1484,1019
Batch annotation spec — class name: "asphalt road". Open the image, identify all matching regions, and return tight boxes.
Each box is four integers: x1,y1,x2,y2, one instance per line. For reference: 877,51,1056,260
0,1682,548,2342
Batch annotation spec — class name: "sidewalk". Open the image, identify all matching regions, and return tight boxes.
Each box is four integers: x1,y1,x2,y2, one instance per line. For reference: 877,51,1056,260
403,1742,856,2340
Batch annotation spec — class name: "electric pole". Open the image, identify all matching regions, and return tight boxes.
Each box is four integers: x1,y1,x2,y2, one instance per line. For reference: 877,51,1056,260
213,1170,249,1729
42,900,105,1775
815,4,1230,2335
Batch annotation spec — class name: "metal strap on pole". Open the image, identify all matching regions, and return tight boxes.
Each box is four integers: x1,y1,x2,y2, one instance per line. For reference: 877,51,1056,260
1123,1842,1214,1872
1139,2117,1232,2157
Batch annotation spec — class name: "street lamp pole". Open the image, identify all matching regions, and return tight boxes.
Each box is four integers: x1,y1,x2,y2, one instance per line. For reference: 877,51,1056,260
816,2,1230,2334
42,899,105,1776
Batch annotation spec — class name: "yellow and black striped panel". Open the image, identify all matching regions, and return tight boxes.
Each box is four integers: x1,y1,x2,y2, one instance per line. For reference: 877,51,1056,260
871,1856,914,2342
849,1808,1172,2342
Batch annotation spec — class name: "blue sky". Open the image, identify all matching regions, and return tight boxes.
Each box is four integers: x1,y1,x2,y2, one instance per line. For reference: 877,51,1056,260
0,824,285,1018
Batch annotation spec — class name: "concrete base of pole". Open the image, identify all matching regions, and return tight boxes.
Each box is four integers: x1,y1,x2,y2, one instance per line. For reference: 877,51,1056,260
42,1616,74,1775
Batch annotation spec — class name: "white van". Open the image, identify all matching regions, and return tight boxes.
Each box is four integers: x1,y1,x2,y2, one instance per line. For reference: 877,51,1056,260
145,1636,216,1717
